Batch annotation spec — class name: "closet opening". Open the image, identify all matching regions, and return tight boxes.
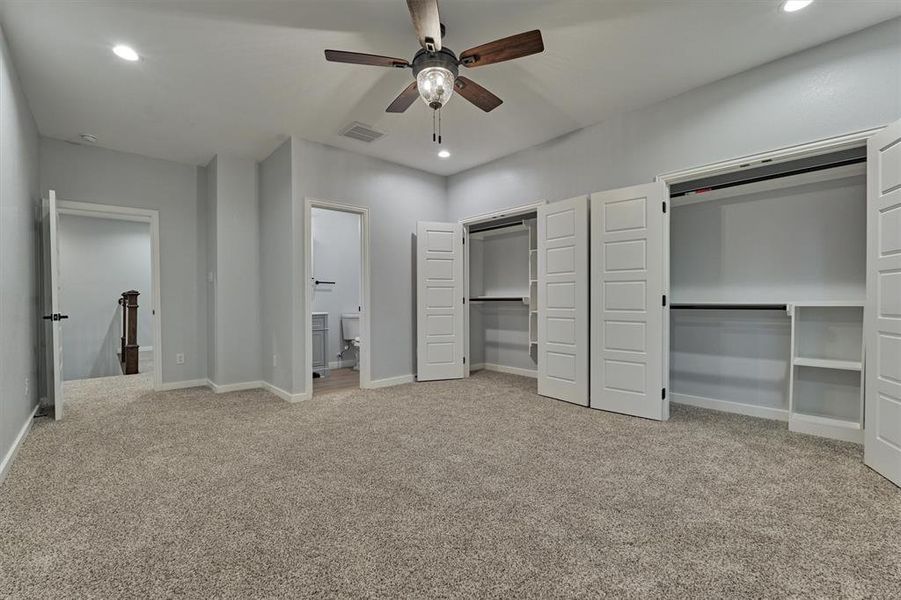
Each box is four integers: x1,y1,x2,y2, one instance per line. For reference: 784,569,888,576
667,145,868,443
462,205,541,381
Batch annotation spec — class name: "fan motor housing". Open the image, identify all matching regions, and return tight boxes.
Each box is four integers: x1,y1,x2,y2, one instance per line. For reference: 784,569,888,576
411,48,459,79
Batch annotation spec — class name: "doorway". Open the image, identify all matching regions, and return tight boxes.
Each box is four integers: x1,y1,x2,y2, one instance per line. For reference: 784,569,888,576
304,199,371,396
45,198,162,418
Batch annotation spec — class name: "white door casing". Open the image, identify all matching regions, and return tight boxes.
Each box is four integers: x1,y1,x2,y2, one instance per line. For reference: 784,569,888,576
537,196,589,405
865,120,901,488
416,221,465,381
43,190,65,420
590,182,669,420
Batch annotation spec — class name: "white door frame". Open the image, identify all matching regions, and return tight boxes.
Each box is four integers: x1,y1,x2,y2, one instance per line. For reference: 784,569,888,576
459,201,545,378
304,198,371,394
55,200,163,392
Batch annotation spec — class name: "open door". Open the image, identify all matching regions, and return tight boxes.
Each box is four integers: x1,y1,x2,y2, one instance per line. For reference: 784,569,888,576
42,190,67,420
590,182,669,420
416,221,465,381
865,120,901,488
537,196,589,405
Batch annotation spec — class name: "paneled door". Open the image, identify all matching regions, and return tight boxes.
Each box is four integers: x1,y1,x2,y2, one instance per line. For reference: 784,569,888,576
590,182,669,420
865,119,901,488
416,222,465,381
537,197,589,405
42,190,66,420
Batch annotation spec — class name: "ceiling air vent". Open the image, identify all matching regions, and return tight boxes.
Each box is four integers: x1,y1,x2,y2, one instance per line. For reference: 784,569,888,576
340,122,384,143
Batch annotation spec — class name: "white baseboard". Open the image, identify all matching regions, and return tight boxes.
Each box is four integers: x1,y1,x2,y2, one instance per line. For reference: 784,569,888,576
206,380,264,394
1,404,40,486
156,378,207,392
261,381,312,403
471,363,538,379
328,359,357,370
672,392,788,422
365,374,414,389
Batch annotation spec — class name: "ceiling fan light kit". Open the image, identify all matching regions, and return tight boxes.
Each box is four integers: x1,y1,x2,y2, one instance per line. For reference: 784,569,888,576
324,0,544,145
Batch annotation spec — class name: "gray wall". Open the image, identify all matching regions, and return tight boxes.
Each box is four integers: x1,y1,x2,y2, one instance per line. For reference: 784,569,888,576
207,154,261,386
447,18,901,219
0,24,40,471
39,138,206,384
58,215,152,381
259,140,294,392
268,137,446,393
311,207,361,367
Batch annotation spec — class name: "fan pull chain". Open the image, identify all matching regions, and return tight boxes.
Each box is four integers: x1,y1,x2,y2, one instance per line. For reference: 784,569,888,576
438,108,442,145
432,110,436,143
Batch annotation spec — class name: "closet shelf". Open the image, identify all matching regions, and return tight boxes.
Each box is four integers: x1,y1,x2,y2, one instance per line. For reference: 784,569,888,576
793,357,862,371
671,303,787,310
470,296,529,303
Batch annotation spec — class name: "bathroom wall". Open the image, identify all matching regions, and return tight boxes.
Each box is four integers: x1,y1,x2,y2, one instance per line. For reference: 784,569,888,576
311,207,361,368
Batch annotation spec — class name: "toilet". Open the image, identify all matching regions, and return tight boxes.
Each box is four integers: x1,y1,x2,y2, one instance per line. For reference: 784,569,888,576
340,312,361,370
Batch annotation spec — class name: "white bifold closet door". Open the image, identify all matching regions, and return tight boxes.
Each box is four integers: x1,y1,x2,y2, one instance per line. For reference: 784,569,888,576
42,190,65,420
537,196,589,405
590,182,669,420
416,221,465,381
865,120,901,488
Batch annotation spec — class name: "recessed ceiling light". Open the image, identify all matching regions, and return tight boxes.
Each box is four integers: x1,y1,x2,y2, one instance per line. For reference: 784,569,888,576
438,149,451,159
112,44,140,62
782,0,813,12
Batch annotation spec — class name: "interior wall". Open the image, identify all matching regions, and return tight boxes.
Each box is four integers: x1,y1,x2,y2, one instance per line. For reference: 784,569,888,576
58,215,152,381
0,24,40,474
39,138,206,385
446,18,901,219
290,136,447,391
209,154,262,386
671,174,867,303
259,139,293,392
311,207,361,368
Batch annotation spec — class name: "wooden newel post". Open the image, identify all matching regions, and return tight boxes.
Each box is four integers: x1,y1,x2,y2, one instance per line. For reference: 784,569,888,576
120,290,140,375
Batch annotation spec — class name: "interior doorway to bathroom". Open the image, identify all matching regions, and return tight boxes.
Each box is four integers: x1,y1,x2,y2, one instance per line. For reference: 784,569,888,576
304,199,371,397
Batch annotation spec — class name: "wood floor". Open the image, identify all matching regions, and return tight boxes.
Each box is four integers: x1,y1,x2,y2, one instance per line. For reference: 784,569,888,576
313,368,359,396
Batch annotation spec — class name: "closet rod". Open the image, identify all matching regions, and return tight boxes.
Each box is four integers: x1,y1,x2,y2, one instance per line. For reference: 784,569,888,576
670,304,787,310
469,220,529,235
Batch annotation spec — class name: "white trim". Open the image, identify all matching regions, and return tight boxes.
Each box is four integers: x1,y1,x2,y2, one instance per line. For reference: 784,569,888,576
790,413,863,444
261,381,311,403
672,392,788,422
156,379,207,391
365,374,414,389
656,127,882,185
0,404,40,485
56,200,164,394
304,198,371,397
471,363,538,379
328,359,357,370
206,380,263,394
459,201,546,225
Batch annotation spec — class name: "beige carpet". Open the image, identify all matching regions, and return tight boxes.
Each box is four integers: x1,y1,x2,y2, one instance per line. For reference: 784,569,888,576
1,371,899,599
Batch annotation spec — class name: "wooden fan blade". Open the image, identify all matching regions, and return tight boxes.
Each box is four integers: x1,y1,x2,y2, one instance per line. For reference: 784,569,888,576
455,77,502,112
406,0,442,52
459,30,544,68
325,50,409,68
387,81,420,113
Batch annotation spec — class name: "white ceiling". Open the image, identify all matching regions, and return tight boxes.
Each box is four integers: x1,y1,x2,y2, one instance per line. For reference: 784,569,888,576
1,1,898,176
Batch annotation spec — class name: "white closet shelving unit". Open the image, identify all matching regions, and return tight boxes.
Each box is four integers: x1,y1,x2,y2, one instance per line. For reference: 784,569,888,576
787,301,864,443
525,218,538,352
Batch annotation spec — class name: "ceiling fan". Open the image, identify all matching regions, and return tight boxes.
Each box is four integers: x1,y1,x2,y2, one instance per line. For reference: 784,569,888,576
325,0,544,143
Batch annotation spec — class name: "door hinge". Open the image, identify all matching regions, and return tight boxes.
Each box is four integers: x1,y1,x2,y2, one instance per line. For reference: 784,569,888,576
463,297,466,305
663,201,667,213
463,357,466,364
662,294,667,307
662,388,667,400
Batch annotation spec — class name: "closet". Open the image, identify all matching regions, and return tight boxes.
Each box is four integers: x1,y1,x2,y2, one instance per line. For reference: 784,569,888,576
466,214,538,375
668,149,867,442
418,120,901,488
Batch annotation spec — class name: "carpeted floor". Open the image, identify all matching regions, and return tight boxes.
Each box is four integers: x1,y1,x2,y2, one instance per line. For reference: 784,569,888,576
1,371,899,599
